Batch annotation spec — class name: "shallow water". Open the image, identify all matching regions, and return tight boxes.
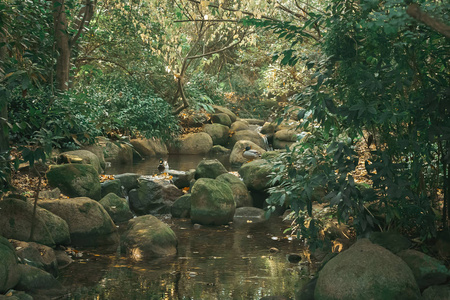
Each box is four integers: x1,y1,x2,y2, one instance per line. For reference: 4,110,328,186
59,218,309,300
60,155,310,299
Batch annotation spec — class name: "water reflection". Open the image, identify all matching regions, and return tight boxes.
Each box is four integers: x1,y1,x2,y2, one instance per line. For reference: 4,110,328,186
60,218,309,299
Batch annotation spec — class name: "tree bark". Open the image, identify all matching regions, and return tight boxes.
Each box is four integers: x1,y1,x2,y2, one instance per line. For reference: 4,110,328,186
53,0,70,91
52,0,96,91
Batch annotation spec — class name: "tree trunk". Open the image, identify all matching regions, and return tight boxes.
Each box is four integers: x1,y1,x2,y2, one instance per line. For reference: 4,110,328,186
53,0,70,91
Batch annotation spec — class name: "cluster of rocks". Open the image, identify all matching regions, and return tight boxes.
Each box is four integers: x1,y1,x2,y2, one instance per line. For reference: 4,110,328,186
0,105,285,298
2,105,449,299
299,233,450,300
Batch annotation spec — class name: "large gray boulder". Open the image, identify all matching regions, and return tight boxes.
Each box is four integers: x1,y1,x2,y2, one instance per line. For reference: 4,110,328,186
130,138,168,157
211,113,232,127
0,237,20,294
58,150,103,174
98,138,133,165
99,193,133,223
121,215,178,260
273,129,299,149
10,240,58,277
0,199,70,247
46,164,101,200
129,177,183,215
15,264,64,293
171,194,191,218
229,130,266,149
203,123,230,146
230,120,250,132
195,159,228,179
368,231,411,254
230,140,266,165
115,173,141,193
168,169,196,189
212,105,237,123
238,159,273,191
315,239,421,300
216,173,252,207
100,179,123,198
190,178,235,225
82,143,106,171
169,132,213,155
422,284,450,300
38,197,119,247
397,249,449,289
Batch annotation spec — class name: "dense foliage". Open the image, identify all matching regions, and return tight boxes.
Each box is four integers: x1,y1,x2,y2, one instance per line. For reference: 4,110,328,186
260,0,450,247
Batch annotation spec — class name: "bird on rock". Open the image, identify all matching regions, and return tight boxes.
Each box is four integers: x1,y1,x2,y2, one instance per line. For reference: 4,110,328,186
242,146,261,162
157,158,169,173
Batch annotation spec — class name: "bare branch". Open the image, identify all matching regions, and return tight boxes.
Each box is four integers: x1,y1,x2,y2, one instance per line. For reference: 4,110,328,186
70,0,96,46
187,34,245,60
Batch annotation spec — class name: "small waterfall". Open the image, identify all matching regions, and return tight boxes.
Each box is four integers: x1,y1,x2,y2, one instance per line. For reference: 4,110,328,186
256,125,272,151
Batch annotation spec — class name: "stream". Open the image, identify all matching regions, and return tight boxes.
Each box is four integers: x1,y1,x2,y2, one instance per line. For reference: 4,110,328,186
58,156,311,299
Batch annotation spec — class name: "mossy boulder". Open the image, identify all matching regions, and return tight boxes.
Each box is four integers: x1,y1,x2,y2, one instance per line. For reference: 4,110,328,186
99,193,133,223
10,240,58,277
211,113,232,127
171,194,191,218
58,150,103,174
209,145,231,157
397,249,449,289
168,169,196,189
38,197,119,247
101,179,123,198
190,178,235,225
46,164,101,200
169,132,213,155
229,140,266,165
212,105,237,123
0,199,70,247
0,237,20,293
195,159,228,179
82,144,106,171
115,173,141,193
130,138,168,157
238,159,273,191
260,122,276,135
15,264,64,293
128,178,183,215
216,173,252,207
422,284,450,300
229,130,266,149
100,139,133,165
230,120,250,132
369,231,411,254
203,123,230,146
121,215,178,260
315,239,420,300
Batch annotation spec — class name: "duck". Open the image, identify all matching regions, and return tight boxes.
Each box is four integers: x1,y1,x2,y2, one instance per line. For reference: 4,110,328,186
157,158,169,172
242,146,261,162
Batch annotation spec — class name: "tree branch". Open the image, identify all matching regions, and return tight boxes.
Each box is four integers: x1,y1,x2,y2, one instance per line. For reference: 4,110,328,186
187,34,245,60
186,0,278,21
70,0,96,46
406,3,450,39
